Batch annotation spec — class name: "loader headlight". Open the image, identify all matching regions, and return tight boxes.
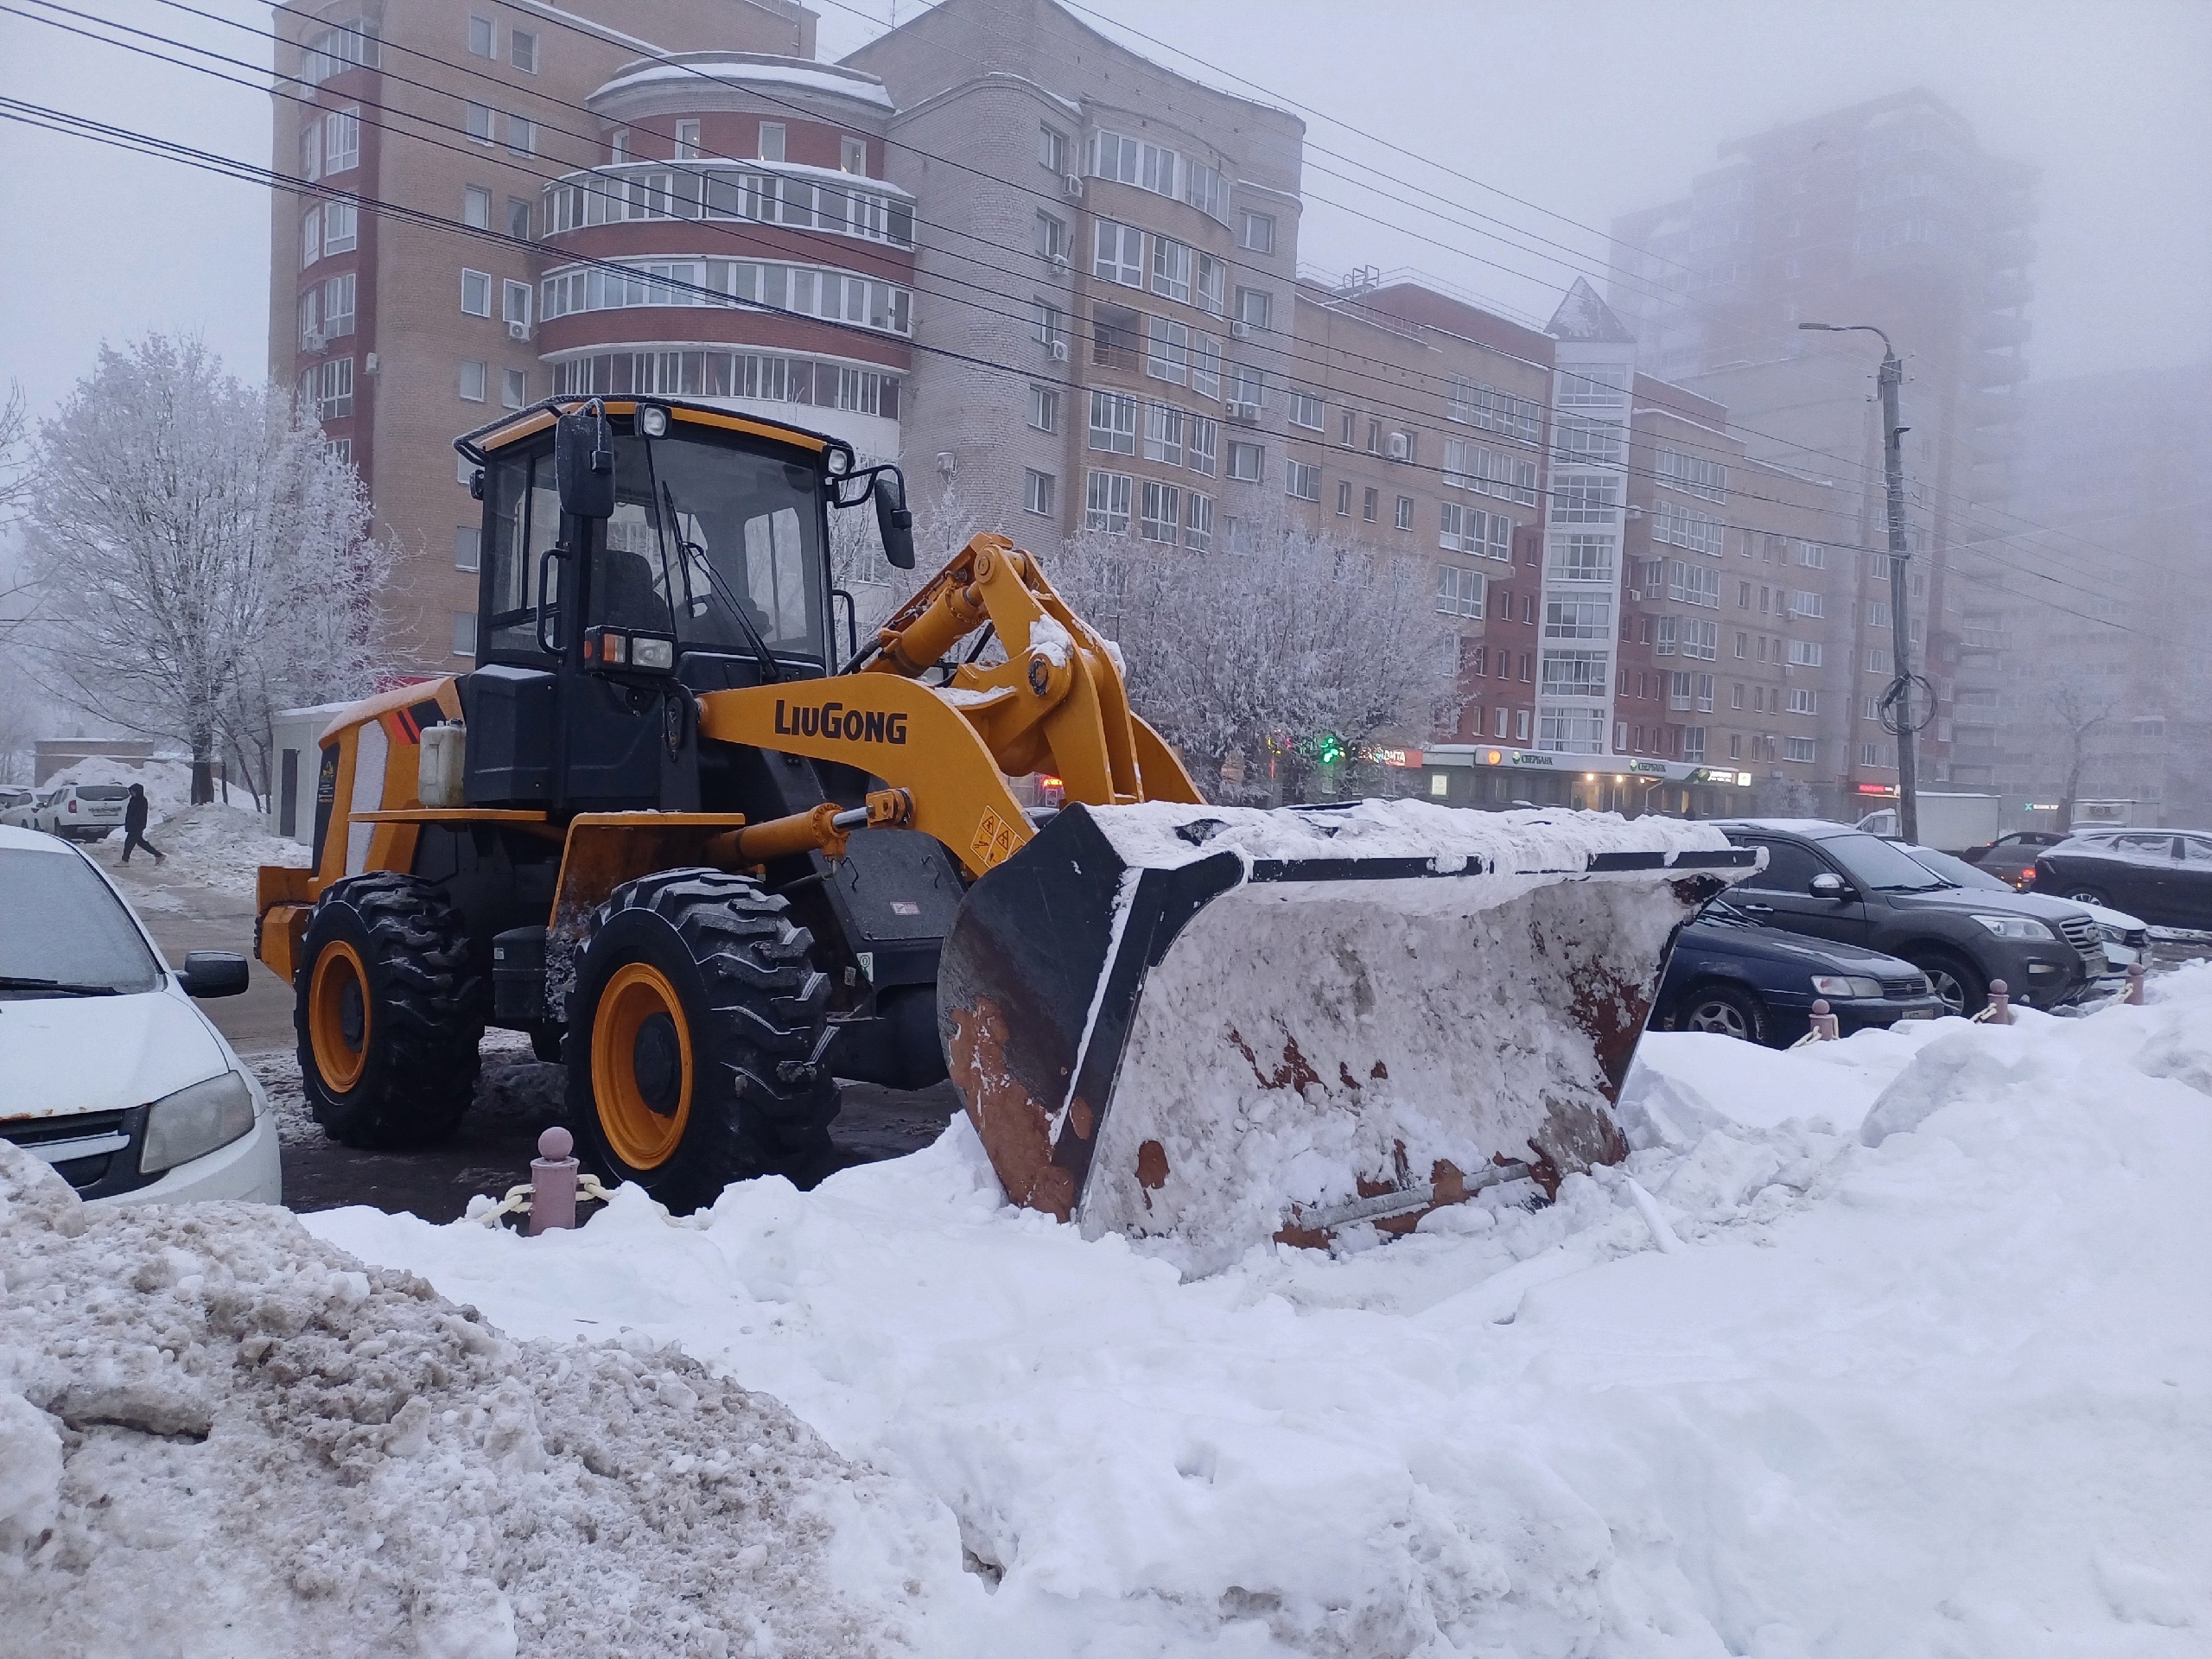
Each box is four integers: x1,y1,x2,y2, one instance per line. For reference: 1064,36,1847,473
631,634,675,671
638,403,670,438
1971,913,2054,941
1811,975,1885,999
141,1071,257,1174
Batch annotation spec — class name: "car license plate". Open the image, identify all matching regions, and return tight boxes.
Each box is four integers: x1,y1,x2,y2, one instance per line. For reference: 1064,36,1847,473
1897,1008,1936,1020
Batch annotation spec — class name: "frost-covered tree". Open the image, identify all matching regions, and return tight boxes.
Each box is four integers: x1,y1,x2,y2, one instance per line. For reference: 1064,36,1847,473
1046,511,1462,802
22,335,389,804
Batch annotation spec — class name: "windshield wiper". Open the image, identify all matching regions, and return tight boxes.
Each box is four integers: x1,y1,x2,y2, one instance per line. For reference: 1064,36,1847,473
661,479,782,685
0,974,122,996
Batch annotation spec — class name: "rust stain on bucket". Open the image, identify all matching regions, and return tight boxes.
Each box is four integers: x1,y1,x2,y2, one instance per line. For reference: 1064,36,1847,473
947,995,1074,1220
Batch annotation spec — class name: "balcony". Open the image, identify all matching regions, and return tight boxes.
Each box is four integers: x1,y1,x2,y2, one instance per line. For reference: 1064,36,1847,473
1977,312,2031,351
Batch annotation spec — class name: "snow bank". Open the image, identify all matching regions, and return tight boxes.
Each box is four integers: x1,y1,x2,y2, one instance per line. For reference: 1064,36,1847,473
0,1148,968,1657
38,755,308,897
306,970,2212,1655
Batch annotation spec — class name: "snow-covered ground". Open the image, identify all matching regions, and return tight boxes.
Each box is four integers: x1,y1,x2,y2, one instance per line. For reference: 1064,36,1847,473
7,971,2209,1654
39,756,308,899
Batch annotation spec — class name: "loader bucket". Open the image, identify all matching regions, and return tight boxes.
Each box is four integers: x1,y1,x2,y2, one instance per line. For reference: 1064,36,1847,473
938,801,1759,1276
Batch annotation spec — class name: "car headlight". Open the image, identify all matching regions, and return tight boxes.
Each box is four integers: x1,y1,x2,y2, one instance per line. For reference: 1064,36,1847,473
140,1071,257,1174
1971,913,2055,942
1811,975,1887,999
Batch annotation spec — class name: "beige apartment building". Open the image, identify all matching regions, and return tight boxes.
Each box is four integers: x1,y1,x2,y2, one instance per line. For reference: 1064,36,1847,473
265,0,819,673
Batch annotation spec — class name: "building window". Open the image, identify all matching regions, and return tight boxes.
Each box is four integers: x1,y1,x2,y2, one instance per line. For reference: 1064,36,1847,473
1142,403,1184,466
1285,459,1320,501
503,368,527,409
507,195,531,239
1655,447,1727,500
1225,441,1263,482
300,118,321,182
454,526,480,571
463,185,492,229
1027,385,1059,434
609,129,629,163
1146,316,1190,384
1790,640,1822,668
1288,390,1323,431
324,107,360,175
1088,390,1137,454
321,271,355,336
1225,364,1265,415
1553,416,1624,467
1084,468,1133,533
1683,727,1707,763
1190,334,1222,402
1039,124,1067,173
1549,473,1619,523
1035,211,1068,262
1543,598,1610,639
836,135,865,175
1140,480,1181,543
318,356,353,420
1093,219,1144,287
1338,480,1353,517
1866,647,1890,674
758,122,785,162
666,119,700,160
1024,469,1056,517
1363,486,1378,522
461,270,493,317
459,359,486,402
454,612,478,657
467,13,493,57
297,289,319,351
1092,302,1141,368
1234,287,1272,332
1185,491,1213,550
1394,495,1414,531
1033,300,1066,353
1436,565,1484,618
1187,416,1217,477
1151,237,1192,303
507,115,534,157
1516,709,1534,741
1784,736,1816,763
502,280,531,328
1549,531,1611,581
321,201,356,255
510,27,537,71
301,207,321,268
1195,253,1225,315
1239,209,1274,253
466,103,494,145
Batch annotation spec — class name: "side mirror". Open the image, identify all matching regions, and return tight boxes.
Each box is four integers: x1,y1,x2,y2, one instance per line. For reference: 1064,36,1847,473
1808,873,1850,899
555,404,615,521
178,950,250,999
874,474,915,569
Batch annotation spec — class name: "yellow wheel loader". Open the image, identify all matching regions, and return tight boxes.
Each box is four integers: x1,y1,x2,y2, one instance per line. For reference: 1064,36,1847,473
257,397,1755,1271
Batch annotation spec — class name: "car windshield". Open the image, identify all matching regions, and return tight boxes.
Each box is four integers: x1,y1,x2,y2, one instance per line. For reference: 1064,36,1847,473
1820,831,1952,892
0,846,162,995
1899,844,2011,892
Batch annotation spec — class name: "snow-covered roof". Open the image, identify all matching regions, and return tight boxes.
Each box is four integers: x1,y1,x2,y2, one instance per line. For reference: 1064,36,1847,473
594,55,894,112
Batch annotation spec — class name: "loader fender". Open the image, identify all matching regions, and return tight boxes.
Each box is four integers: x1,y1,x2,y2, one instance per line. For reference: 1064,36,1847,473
939,801,1758,1276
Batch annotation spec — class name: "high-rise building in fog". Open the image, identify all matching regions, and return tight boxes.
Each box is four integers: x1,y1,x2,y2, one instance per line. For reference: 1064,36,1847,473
1608,90,2037,807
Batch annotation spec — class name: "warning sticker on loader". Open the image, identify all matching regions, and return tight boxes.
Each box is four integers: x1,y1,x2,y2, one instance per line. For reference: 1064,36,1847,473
971,808,1018,868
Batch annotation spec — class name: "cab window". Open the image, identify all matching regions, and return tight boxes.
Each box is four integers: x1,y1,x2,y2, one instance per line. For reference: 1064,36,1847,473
1736,837,1828,893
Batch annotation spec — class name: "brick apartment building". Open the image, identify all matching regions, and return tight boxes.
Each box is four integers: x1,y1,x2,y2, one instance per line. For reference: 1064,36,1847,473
1608,90,2037,810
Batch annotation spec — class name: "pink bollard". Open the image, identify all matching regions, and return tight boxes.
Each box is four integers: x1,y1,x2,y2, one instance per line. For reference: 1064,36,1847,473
529,1126,580,1235
1809,999,1840,1041
1986,979,2011,1026
2126,962,2147,1006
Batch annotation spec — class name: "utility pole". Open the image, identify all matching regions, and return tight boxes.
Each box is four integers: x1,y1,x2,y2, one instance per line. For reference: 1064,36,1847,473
1801,322,1919,842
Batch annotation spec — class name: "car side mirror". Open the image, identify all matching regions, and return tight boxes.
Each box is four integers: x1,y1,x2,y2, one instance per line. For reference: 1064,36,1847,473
178,950,250,999
874,474,915,569
1808,873,1851,899
555,404,615,521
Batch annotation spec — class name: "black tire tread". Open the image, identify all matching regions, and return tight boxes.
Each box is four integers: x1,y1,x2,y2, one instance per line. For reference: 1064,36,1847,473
296,872,483,1149
567,868,838,1213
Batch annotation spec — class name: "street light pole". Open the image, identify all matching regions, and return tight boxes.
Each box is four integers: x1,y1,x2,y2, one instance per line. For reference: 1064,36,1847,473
1801,321,1919,842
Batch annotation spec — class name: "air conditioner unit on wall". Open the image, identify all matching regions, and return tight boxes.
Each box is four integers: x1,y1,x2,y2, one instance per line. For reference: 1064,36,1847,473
1049,340,1069,362
507,321,531,340
302,331,327,353
1389,432,1410,460
1230,320,1251,340
1064,174,1084,199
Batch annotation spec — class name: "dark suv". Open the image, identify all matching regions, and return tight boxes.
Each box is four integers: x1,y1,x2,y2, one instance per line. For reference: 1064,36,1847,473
1712,820,2099,1015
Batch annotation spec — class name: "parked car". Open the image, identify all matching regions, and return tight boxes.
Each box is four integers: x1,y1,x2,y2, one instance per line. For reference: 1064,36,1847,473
1712,820,2100,1016
0,786,37,826
1889,841,2149,992
1960,830,2070,887
31,782,136,842
2026,830,2212,931
1655,898,1942,1046
0,823,281,1205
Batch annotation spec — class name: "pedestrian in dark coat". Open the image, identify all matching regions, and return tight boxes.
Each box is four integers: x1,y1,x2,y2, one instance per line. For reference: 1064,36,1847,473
121,782,165,865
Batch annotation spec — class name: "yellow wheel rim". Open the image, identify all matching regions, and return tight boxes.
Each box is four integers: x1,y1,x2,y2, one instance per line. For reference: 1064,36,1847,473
592,961,694,1170
308,938,372,1093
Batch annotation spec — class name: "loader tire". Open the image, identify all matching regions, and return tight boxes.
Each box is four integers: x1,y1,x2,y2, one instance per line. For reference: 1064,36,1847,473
296,873,483,1149
566,868,839,1216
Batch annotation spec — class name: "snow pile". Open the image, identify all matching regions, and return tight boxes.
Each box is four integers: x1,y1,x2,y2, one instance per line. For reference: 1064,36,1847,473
304,971,2212,1655
112,800,310,897
0,1147,961,1658
39,754,195,817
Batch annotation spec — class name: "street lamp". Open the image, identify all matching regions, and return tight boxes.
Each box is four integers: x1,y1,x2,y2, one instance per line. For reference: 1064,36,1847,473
1799,321,1924,843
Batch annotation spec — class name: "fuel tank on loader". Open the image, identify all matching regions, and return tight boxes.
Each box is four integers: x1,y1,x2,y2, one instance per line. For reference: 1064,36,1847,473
939,799,1759,1277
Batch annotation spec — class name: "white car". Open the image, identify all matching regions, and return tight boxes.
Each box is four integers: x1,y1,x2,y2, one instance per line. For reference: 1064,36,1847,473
35,782,136,842
0,786,46,829
0,823,282,1206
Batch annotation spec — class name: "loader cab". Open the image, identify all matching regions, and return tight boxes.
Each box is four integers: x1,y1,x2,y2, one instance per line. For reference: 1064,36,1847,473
457,397,912,811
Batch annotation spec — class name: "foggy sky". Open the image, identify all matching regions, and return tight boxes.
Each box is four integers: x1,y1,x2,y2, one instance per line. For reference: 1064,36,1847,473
2,0,2206,426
